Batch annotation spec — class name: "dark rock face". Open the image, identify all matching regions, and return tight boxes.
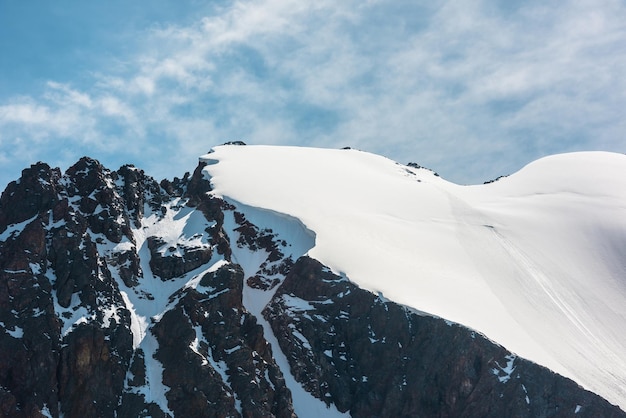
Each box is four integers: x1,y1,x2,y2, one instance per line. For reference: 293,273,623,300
58,325,130,417
231,211,293,291
265,256,626,418
0,157,296,417
117,164,165,227
64,157,133,244
153,264,294,418
0,156,624,417
147,235,213,280
0,163,61,232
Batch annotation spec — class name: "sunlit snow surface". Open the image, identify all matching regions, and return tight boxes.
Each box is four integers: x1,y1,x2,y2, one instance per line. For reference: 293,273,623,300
203,145,626,410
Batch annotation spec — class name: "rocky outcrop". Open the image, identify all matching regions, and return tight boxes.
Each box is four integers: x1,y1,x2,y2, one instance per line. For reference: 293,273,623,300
117,164,166,226
0,155,624,417
231,211,293,291
64,157,133,244
265,256,626,418
153,264,294,417
0,165,62,418
147,235,213,280
0,162,61,232
0,155,300,417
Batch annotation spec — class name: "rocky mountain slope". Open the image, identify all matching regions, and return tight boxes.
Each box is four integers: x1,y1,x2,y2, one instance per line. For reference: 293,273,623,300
0,146,624,417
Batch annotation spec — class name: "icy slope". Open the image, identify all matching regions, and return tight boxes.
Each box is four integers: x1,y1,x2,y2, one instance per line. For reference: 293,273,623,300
203,145,626,410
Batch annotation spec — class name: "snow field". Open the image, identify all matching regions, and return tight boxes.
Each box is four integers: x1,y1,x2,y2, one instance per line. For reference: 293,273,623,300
203,145,626,410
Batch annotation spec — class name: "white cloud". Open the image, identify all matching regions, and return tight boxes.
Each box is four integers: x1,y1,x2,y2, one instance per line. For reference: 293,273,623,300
133,76,156,96
45,82,93,108
0,101,52,125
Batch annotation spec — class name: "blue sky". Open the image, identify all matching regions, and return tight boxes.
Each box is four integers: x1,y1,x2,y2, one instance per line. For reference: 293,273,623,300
1,0,625,188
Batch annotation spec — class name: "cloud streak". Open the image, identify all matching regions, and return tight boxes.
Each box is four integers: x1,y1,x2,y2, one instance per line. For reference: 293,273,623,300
1,0,625,188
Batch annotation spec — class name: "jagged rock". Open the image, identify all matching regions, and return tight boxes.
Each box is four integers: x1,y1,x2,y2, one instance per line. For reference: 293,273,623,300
153,305,239,418
147,236,213,280
117,164,165,227
48,228,98,308
246,274,281,291
0,162,61,233
407,161,439,176
58,325,132,418
0,209,61,418
0,155,298,417
153,264,295,418
118,348,170,418
231,211,293,287
160,171,191,198
64,157,133,243
184,162,211,205
184,162,232,261
0,158,136,417
265,256,625,417
106,247,142,287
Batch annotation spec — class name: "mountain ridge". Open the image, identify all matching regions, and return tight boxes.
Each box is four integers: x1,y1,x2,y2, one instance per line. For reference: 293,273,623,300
0,146,624,417
203,145,626,410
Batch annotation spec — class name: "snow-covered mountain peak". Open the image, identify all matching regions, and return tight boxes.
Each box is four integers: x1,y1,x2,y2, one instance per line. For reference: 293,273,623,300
474,151,626,199
203,145,626,411
1,147,624,416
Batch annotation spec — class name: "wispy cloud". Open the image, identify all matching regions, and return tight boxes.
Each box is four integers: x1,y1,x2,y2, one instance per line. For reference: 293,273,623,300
1,0,625,188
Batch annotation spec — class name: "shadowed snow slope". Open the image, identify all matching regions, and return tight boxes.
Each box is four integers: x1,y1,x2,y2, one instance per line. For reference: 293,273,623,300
203,145,626,410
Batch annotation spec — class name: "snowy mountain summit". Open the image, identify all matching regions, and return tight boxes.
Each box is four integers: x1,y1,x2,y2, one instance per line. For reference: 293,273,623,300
0,144,625,417
204,145,626,411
